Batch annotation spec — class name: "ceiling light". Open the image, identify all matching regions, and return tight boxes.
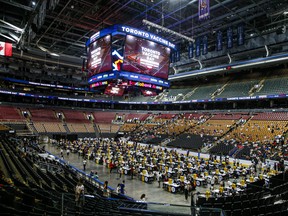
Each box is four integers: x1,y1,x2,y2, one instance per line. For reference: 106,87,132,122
188,0,197,4
50,53,60,57
32,1,36,6
38,45,48,52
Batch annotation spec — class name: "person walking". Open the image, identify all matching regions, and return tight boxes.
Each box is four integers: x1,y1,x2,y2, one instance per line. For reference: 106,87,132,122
103,181,109,197
83,159,87,171
118,166,123,179
109,161,114,174
60,149,64,160
116,184,121,194
140,194,147,201
156,172,161,188
120,180,125,194
75,179,85,207
184,183,189,201
131,165,134,179
66,148,70,157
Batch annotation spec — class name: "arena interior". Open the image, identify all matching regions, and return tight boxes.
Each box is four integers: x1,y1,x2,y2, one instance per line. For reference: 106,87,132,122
1,0,288,216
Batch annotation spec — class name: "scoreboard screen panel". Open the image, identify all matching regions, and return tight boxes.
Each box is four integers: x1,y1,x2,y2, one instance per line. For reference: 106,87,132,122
122,35,171,79
104,85,125,96
87,35,112,77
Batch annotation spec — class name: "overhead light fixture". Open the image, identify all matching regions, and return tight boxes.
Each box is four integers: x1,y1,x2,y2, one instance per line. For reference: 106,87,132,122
0,20,23,33
32,1,36,6
37,44,60,57
38,45,48,52
50,53,60,57
188,0,197,4
143,19,194,42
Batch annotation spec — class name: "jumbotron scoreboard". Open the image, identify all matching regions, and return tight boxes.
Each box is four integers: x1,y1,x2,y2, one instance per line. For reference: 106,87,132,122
86,25,176,96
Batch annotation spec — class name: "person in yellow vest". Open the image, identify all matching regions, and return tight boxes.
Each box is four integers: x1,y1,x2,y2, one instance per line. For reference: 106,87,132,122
219,185,224,194
205,190,210,201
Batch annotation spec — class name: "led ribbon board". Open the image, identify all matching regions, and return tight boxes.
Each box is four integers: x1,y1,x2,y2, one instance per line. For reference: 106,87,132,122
86,25,176,50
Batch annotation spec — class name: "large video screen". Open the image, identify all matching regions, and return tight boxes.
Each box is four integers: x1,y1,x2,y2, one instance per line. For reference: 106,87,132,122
104,84,125,96
87,35,112,77
142,89,157,97
122,35,171,79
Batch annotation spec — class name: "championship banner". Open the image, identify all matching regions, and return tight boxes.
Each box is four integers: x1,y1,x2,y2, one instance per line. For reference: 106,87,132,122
188,43,194,59
227,27,233,49
202,35,208,55
199,0,210,21
195,37,201,57
0,42,12,57
237,23,245,46
216,30,223,51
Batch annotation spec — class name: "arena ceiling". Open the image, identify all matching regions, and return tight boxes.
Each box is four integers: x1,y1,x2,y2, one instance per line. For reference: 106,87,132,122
1,0,288,73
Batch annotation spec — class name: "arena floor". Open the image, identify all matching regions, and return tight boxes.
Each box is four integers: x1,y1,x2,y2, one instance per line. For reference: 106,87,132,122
44,143,207,206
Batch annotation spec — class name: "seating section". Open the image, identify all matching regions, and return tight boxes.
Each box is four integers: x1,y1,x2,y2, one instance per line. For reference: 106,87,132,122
186,84,223,100
0,107,286,149
154,113,176,120
232,118,288,143
0,137,119,215
0,124,9,131
29,108,59,122
209,142,235,155
183,113,206,119
84,123,96,133
145,134,169,145
0,106,23,121
197,172,288,216
124,113,150,122
93,112,116,123
67,123,94,133
62,110,90,123
4,122,28,131
235,145,251,159
33,122,46,133
129,95,155,102
98,124,120,133
252,112,288,120
191,119,235,137
210,113,250,120
34,122,66,133
166,88,190,97
254,76,288,96
0,136,194,216
216,80,258,98
119,123,137,132
162,88,192,101
167,134,214,150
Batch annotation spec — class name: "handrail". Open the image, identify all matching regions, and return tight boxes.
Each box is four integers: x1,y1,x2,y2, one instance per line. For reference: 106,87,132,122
44,149,134,201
